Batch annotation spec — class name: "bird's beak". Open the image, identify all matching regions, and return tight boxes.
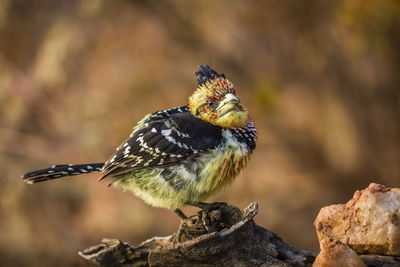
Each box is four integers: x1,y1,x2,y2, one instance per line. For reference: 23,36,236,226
214,93,248,128
216,93,239,113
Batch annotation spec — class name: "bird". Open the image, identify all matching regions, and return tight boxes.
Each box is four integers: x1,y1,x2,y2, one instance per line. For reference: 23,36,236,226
22,65,257,219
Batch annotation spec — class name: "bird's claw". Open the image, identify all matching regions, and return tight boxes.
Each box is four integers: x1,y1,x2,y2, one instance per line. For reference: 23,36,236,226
195,202,228,232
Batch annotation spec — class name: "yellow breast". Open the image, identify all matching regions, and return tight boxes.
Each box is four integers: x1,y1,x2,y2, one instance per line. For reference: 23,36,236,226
195,129,251,199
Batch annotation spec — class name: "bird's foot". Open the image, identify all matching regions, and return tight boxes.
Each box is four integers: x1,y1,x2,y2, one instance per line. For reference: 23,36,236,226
175,202,243,242
189,202,229,232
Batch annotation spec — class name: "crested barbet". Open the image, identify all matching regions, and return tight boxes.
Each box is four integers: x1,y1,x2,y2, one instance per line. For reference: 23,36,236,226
23,65,257,219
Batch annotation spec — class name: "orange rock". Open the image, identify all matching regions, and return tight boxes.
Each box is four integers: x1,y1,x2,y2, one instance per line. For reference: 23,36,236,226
315,183,400,256
313,240,366,267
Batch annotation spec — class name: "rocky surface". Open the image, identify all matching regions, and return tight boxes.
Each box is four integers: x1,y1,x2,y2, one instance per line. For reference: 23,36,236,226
315,183,400,256
312,240,366,267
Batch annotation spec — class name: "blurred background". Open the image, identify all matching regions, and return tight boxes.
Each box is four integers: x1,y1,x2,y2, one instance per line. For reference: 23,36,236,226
1,0,399,266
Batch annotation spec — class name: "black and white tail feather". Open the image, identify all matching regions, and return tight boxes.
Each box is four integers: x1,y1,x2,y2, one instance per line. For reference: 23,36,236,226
22,163,104,184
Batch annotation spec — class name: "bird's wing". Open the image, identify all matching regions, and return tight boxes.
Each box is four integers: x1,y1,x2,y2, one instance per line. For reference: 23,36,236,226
101,106,223,179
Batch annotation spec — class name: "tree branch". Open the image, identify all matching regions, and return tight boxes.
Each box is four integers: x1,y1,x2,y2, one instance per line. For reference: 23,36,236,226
79,202,399,266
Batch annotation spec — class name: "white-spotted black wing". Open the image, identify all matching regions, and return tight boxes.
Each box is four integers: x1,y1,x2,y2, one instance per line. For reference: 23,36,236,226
101,107,223,178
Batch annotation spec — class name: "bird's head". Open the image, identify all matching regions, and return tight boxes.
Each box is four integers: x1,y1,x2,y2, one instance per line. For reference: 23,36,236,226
188,65,249,129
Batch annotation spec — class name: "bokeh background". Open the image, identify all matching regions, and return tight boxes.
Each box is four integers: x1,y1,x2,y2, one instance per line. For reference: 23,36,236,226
1,0,399,266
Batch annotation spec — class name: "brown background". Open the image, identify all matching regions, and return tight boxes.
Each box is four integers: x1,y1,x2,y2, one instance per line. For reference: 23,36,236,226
1,0,399,266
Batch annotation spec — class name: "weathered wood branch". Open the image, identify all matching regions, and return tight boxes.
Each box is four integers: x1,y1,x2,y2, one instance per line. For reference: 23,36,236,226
79,202,400,266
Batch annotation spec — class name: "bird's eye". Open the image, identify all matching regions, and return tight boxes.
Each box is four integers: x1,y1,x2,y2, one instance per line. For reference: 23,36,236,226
207,98,216,108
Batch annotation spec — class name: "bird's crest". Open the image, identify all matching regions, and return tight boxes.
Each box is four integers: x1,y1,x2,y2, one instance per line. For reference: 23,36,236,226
195,65,226,85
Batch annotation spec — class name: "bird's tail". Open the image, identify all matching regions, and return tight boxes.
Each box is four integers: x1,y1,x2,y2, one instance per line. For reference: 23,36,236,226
22,163,105,184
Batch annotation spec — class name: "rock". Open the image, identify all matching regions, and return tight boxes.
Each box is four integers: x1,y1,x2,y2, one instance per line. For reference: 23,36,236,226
312,240,366,267
315,183,400,256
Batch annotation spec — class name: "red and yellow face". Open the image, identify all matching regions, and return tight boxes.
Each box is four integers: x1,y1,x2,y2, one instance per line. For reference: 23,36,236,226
188,77,248,129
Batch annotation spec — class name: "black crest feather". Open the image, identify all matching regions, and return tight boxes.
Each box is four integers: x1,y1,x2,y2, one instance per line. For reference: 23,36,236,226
195,65,226,85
